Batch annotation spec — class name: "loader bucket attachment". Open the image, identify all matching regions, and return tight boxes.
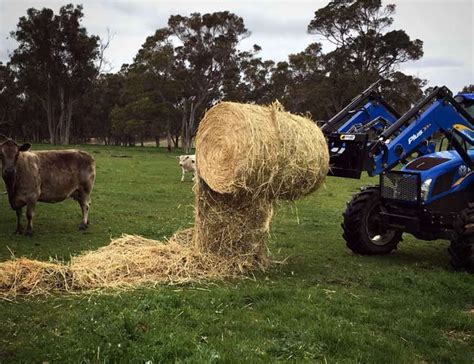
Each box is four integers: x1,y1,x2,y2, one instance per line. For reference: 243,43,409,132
327,133,369,179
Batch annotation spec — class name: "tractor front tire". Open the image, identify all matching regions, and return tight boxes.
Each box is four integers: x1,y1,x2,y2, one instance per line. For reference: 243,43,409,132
342,186,402,255
449,203,474,273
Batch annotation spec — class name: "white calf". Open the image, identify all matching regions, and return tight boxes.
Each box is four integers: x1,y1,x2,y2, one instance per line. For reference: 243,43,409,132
178,155,196,182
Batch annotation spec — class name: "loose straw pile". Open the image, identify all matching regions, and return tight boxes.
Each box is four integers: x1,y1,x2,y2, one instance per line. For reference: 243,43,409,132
0,102,329,297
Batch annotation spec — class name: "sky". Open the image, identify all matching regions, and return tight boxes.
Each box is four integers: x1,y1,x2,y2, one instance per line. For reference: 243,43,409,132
0,0,472,92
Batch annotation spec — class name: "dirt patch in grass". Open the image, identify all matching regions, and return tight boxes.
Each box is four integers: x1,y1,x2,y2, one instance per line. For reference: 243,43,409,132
444,330,472,342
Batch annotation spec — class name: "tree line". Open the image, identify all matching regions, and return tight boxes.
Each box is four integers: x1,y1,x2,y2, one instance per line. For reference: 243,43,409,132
0,0,465,151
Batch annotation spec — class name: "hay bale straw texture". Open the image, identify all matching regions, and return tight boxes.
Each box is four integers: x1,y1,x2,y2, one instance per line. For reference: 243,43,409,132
0,101,329,297
196,102,329,200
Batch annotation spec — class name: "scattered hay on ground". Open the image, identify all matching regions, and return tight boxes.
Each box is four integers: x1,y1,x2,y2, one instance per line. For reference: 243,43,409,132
0,101,329,297
70,234,248,289
0,234,259,296
0,257,72,296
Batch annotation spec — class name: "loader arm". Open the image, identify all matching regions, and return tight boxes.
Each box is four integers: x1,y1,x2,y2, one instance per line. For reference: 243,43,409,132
324,80,435,178
322,79,388,134
369,87,474,175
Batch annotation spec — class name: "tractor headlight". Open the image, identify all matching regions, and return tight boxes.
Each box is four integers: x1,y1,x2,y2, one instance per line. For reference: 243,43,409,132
420,178,432,201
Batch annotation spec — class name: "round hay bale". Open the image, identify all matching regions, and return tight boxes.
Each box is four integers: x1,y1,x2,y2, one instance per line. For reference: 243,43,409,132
196,101,329,200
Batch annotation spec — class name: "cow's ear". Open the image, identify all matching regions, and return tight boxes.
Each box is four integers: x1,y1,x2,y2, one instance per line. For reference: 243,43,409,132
19,143,31,152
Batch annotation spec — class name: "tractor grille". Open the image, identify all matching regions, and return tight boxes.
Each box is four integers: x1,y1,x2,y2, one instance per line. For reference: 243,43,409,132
380,171,421,203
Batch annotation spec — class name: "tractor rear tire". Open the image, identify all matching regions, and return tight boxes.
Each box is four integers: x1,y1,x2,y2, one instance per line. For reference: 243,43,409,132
449,203,474,273
342,186,402,255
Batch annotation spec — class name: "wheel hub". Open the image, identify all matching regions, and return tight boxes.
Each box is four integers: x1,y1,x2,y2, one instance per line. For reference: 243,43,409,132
366,203,396,246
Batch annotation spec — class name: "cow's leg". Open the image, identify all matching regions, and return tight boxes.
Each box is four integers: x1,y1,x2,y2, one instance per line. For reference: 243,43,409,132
25,203,35,236
78,193,90,230
181,168,185,182
15,208,23,235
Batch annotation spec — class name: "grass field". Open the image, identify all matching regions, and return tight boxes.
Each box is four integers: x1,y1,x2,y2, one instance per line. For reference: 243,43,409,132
0,144,473,363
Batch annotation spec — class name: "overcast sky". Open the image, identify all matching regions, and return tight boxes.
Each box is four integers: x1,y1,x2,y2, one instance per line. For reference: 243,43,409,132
1,0,472,92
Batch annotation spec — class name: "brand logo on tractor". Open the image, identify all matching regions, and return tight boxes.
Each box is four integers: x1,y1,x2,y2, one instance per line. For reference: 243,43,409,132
458,165,471,177
408,124,431,145
408,131,423,144
340,134,356,141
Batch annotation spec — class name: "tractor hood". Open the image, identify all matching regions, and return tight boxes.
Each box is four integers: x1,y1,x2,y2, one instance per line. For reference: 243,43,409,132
455,93,474,101
404,149,469,167
402,151,473,202
403,151,469,178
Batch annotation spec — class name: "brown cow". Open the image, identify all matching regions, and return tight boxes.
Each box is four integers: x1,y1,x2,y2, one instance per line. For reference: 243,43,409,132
0,135,96,235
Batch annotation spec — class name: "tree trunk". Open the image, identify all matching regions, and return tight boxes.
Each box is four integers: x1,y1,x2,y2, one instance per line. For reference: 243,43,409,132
46,97,54,144
63,98,74,145
42,80,55,144
57,86,66,144
184,102,195,153
181,117,187,150
166,122,172,152
184,96,205,153
181,101,188,151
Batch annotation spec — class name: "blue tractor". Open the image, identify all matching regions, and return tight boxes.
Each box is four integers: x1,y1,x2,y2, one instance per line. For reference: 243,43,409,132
324,85,474,271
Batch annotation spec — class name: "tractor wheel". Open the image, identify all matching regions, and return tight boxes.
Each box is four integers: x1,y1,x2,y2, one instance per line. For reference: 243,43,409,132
342,186,402,255
449,203,474,273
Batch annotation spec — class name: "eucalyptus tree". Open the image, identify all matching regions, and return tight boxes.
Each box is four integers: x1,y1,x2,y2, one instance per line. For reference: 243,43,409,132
129,12,250,152
284,0,426,118
10,4,100,144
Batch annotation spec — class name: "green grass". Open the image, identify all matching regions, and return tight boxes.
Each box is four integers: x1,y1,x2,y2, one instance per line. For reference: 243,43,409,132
0,145,473,363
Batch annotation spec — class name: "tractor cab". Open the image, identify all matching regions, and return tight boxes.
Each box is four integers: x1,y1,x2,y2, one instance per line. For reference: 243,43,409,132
455,93,474,118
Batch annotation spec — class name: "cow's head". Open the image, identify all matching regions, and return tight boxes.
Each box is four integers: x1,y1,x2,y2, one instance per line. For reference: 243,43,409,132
178,155,190,167
0,135,31,181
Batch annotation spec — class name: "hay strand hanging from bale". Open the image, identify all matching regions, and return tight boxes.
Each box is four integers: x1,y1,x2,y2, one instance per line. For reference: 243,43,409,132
192,179,273,267
0,101,329,297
